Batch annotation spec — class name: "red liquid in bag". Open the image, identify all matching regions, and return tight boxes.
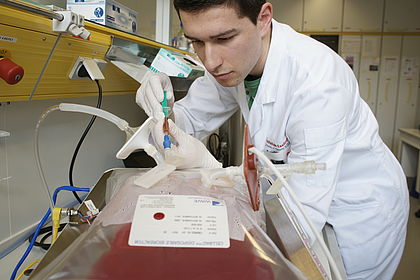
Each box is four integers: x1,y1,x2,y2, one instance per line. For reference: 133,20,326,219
89,223,275,280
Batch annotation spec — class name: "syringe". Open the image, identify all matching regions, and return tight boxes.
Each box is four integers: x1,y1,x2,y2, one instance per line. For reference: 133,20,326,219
162,90,171,149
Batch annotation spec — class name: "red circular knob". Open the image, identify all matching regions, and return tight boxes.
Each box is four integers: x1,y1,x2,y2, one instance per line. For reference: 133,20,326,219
0,58,24,85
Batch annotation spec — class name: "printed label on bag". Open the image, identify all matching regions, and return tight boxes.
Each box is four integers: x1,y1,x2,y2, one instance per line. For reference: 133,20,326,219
129,195,230,248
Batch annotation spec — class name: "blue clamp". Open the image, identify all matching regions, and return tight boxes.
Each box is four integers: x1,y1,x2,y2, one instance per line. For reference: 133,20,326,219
163,134,171,149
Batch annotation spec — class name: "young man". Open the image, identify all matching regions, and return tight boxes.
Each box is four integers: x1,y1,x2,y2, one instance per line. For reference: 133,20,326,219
136,1,409,279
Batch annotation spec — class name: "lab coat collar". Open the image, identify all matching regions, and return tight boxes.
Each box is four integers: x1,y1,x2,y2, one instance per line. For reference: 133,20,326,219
235,83,263,138
246,20,286,137
254,19,286,105
236,82,249,120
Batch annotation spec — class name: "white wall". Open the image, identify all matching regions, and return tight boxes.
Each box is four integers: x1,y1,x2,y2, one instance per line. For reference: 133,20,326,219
0,94,146,244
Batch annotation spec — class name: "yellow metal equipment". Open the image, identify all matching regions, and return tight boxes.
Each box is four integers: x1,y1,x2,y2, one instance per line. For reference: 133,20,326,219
0,3,187,101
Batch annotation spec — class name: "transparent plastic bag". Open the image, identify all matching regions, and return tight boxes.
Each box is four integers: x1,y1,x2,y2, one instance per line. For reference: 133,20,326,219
34,169,306,280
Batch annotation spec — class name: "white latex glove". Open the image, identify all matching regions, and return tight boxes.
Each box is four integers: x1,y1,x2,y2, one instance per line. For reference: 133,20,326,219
151,118,222,169
136,72,174,119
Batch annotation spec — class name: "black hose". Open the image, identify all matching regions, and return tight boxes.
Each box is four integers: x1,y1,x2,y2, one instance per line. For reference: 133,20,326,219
28,224,66,250
69,79,102,203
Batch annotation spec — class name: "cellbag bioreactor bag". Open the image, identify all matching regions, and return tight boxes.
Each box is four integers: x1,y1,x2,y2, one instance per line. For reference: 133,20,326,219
33,169,306,280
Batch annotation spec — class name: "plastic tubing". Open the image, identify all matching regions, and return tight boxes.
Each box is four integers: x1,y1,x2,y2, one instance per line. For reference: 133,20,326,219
34,105,60,212
163,117,169,134
248,147,343,280
10,186,90,280
58,103,135,137
9,209,51,280
52,186,90,202
35,104,138,208
264,161,326,176
210,166,242,181
35,102,150,209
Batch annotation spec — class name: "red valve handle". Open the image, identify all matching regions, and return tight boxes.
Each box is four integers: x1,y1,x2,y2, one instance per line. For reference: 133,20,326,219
0,57,24,85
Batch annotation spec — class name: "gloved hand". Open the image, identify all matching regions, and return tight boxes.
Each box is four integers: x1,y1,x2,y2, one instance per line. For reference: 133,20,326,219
151,117,222,169
136,72,174,119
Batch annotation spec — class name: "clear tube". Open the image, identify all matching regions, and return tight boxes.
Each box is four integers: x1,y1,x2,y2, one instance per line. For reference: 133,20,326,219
34,105,60,212
249,147,343,280
199,167,244,188
35,104,141,212
59,103,131,133
263,161,326,176
162,106,171,119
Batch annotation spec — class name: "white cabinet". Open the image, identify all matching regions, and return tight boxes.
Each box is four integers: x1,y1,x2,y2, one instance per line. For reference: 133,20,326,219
384,0,420,32
340,35,362,79
358,36,382,113
343,0,384,32
303,0,343,32
271,0,304,31
393,36,420,152
376,36,402,149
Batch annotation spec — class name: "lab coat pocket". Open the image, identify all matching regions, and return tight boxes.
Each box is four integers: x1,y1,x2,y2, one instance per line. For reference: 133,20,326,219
330,197,397,276
303,118,346,188
304,118,346,149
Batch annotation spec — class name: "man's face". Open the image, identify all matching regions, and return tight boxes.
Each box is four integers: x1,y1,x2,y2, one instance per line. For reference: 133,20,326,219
180,6,265,87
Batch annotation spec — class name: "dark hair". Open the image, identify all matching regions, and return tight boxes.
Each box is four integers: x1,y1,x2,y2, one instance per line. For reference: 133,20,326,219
173,0,266,24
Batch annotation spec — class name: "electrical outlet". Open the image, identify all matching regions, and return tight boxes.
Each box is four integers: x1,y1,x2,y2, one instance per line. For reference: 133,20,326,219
68,57,107,80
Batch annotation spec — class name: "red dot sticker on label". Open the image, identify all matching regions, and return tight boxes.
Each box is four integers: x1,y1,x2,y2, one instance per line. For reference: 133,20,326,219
153,212,165,220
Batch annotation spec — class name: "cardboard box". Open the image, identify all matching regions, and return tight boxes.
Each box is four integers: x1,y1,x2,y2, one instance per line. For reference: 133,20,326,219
150,48,204,79
67,0,138,34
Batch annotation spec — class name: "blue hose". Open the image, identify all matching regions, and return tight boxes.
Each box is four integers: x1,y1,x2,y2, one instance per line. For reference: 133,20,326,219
10,186,90,280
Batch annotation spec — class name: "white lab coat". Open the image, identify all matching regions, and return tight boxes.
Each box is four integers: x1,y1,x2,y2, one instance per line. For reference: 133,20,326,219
173,20,409,280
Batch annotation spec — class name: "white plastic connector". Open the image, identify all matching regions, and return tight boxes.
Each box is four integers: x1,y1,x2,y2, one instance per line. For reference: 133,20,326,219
68,24,90,40
77,14,85,27
84,200,100,216
200,166,243,188
264,161,326,195
52,11,78,32
52,11,90,39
